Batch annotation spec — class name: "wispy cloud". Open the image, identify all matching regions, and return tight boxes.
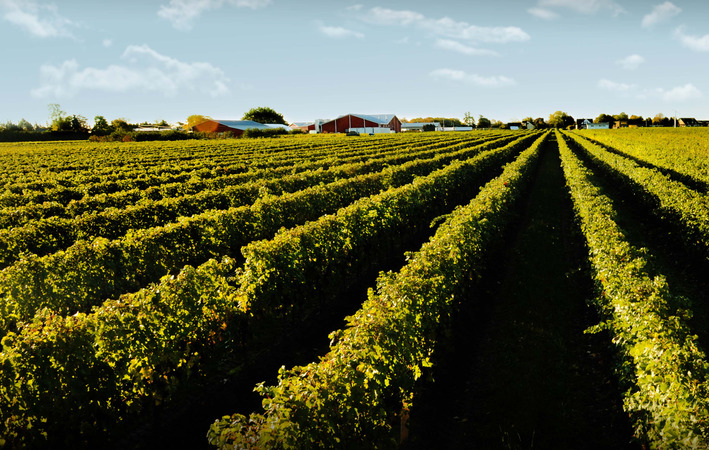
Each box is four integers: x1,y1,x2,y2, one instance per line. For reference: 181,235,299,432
598,79,637,92
675,26,709,52
657,83,702,102
598,78,702,102
529,0,624,18
527,8,560,20
431,69,515,87
362,7,424,26
435,39,498,56
158,0,271,30
642,2,681,28
617,54,645,70
346,4,363,12
358,7,529,48
318,23,364,39
32,44,230,98
0,0,76,38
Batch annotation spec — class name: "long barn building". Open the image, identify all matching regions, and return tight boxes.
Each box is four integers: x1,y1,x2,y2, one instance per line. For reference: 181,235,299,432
319,114,401,133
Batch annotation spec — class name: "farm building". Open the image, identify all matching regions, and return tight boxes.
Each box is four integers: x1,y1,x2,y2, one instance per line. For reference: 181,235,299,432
290,122,316,132
318,114,402,133
678,118,700,127
401,122,440,132
192,119,273,136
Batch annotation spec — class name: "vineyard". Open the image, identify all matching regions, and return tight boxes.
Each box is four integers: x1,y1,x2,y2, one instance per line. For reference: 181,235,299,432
1,129,709,448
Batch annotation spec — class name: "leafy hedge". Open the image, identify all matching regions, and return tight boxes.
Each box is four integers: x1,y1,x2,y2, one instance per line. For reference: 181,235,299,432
557,131,709,448
206,133,548,448
0,133,540,447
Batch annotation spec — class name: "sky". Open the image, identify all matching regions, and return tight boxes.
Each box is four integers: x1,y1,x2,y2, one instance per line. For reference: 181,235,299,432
1,0,708,126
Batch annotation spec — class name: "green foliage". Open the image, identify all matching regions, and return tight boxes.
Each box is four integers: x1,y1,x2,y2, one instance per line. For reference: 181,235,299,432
548,110,574,128
207,132,548,447
242,107,287,125
241,127,288,138
477,115,491,129
557,130,709,448
0,131,537,445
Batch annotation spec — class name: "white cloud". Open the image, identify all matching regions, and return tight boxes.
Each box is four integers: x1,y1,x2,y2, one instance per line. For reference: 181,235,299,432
32,44,230,98
598,78,702,102
158,0,271,30
431,69,516,87
658,83,702,102
0,0,75,38
617,54,645,70
527,8,560,20
532,0,624,17
346,4,363,12
318,24,364,39
363,7,425,26
642,2,681,28
103,39,113,47
358,7,529,51
598,79,637,92
675,26,709,52
435,39,498,56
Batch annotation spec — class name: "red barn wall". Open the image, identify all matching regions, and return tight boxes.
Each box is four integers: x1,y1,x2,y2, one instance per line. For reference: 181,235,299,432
192,120,244,136
320,115,396,133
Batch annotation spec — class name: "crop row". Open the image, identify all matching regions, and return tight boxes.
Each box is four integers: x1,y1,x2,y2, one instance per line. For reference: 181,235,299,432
206,131,548,448
0,132,537,337
0,132,540,447
0,132,466,208
557,131,709,448
0,133,519,272
0,132,477,194
576,129,709,189
0,132,495,219
563,132,709,261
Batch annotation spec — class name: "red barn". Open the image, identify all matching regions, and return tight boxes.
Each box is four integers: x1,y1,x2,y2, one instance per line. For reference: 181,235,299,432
319,114,401,133
192,119,272,136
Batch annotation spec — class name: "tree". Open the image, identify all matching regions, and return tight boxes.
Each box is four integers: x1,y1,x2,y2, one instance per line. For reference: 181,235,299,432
92,116,113,136
548,111,573,128
594,113,613,124
111,118,134,133
463,112,476,127
533,117,547,129
242,107,287,125
477,115,491,129
613,112,628,121
184,114,212,131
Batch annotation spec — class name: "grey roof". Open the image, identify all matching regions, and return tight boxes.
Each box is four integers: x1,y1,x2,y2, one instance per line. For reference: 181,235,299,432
336,114,398,125
215,120,271,130
402,122,440,128
265,124,292,130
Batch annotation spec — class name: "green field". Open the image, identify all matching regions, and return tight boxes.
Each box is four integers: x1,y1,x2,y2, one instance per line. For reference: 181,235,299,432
1,129,709,449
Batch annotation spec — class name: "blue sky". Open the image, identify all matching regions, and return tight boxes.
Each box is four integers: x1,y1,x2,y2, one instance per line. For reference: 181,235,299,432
1,0,708,126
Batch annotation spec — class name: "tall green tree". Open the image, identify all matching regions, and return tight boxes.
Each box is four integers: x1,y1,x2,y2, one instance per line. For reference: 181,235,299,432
92,116,113,136
477,115,491,129
463,112,476,127
242,107,287,125
548,111,574,128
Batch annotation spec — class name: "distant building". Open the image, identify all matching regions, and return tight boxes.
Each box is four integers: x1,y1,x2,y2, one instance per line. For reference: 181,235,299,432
319,114,402,133
291,122,315,132
401,122,440,132
587,122,610,129
678,118,700,127
192,119,273,136
576,119,592,129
